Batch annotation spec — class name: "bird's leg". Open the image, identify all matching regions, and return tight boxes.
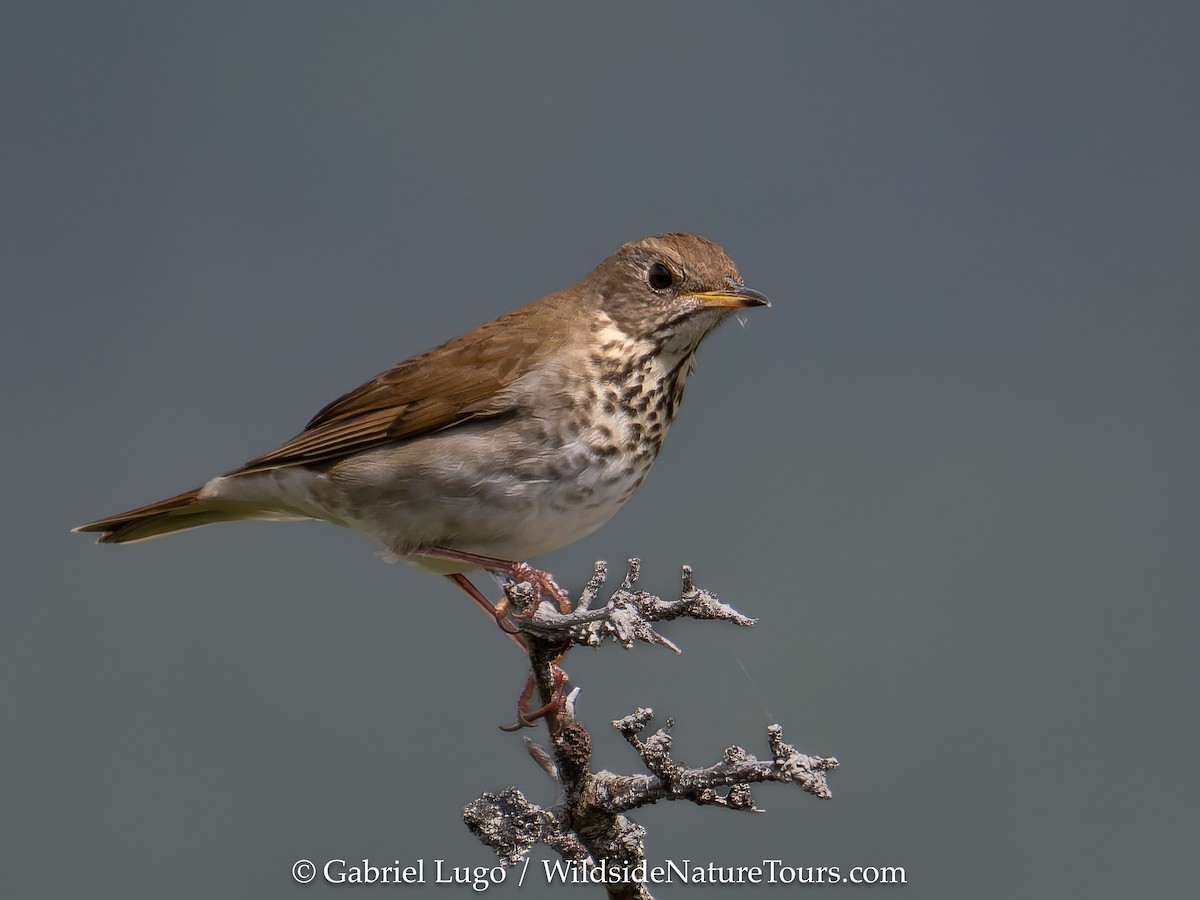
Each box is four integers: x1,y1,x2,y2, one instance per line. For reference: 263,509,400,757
509,561,571,615
498,673,538,732
444,573,526,649
499,663,569,732
433,551,570,730
421,546,572,614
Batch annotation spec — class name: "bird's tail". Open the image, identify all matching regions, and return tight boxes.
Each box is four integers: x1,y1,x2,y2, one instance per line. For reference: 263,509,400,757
73,488,246,544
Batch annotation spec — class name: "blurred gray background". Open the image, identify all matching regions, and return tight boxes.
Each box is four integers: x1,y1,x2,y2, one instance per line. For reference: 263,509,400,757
4,1,1197,897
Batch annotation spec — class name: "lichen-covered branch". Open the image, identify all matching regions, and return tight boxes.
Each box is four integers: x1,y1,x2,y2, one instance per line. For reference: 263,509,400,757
503,559,756,652
463,560,838,900
463,787,590,867
603,709,838,813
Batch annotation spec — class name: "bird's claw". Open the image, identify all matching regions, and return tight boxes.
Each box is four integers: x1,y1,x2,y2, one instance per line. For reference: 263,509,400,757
498,665,569,732
491,594,522,635
507,561,572,615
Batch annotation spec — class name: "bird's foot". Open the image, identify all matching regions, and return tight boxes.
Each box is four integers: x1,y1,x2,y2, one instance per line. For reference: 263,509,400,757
445,573,526,647
499,663,569,732
429,547,571,635
508,561,571,615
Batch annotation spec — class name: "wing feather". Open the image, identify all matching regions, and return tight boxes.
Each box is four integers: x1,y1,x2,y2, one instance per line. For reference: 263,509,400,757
232,296,576,474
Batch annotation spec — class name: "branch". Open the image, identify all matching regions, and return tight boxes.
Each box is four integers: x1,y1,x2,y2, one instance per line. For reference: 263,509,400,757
463,560,837,900
503,559,755,652
604,709,838,812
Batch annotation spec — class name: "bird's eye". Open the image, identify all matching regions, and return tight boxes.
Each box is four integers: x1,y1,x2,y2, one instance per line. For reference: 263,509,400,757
647,262,674,291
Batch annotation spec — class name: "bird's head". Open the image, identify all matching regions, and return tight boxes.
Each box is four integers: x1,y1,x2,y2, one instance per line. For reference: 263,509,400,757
588,233,770,356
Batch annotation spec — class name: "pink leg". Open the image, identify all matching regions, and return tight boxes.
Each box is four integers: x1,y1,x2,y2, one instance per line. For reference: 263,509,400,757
443,573,570,730
445,573,526,651
421,546,571,613
499,664,570,732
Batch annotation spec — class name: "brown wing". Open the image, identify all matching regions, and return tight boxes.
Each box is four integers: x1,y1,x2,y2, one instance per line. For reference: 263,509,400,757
232,296,576,474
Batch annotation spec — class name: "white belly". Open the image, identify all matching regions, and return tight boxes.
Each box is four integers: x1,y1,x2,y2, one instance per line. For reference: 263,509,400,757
201,422,653,572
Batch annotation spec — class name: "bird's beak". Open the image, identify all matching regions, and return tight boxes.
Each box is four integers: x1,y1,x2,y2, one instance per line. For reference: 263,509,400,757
687,285,771,310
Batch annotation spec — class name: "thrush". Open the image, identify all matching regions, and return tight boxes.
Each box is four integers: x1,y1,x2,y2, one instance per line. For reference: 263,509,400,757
75,232,769,623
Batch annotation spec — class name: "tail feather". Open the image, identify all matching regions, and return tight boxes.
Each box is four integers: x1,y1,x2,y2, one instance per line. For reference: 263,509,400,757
73,488,232,544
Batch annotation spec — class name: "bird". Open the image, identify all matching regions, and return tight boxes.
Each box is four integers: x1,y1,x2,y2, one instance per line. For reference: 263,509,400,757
75,232,769,624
